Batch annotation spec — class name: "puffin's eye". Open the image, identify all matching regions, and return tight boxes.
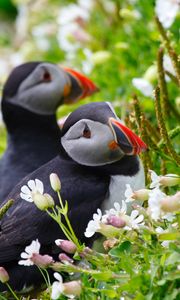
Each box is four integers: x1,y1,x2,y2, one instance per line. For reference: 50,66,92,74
83,125,91,138
43,71,51,82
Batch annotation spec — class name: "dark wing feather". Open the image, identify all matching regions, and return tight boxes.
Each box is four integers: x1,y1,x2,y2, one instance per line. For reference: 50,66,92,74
0,156,109,263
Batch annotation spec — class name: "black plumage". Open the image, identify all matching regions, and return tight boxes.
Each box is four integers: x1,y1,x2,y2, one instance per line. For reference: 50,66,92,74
0,62,97,201
0,102,145,291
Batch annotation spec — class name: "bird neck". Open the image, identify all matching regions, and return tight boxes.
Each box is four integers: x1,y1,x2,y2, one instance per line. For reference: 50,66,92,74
3,102,61,147
95,155,140,176
58,142,140,177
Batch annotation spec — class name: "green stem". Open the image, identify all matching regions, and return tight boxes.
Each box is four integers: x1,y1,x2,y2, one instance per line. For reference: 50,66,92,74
5,283,20,300
44,269,51,287
37,266,49,288
155,17,180,85
57,192,81,248
157,48,169,119
158,126,180,148
154,86,180,166
46,210,73,241
0,199,14,220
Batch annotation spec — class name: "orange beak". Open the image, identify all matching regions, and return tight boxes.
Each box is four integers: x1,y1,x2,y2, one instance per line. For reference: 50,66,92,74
109,117,147,155
62,67,99,100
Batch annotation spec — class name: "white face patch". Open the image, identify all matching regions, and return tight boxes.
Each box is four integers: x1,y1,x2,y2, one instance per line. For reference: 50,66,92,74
7,63,70,115
61,119,124,166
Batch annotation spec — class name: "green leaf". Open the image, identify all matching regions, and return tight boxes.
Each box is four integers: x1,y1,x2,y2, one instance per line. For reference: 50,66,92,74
109,241,132,257
165,252,180,266
92,271,113,281
159,232,180,240
101,289,118,298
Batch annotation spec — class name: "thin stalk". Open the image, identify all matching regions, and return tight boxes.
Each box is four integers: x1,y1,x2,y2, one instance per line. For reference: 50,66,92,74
165,71,179,86
0,199,14,220
57,192,81,248
144,118,160,143
46,210,73,241
5,283,20,300
157,48,169,119
158,126,180,148
154,86,180,166
132,94,141,129
155,17,180,85
37,266,49,288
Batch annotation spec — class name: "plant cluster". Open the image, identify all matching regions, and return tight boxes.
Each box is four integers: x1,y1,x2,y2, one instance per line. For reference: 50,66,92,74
0,0,179,299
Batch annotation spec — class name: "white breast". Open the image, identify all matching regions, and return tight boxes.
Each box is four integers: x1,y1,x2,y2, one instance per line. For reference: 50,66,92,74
101,159,145,213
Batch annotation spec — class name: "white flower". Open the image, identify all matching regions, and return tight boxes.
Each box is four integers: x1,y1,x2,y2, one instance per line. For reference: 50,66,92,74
149,170,180,188
163,54,176,76
58,4,90,26
132,78,153,97
78,0,94,11
125,184,134,202
155,227,170,247
155,0,179,28
107,201,127,216
125,184,150,203
124,210,144,230
51,273,64,300
20,179,44,202
84,209,102,237
149,170,161,188
18,239,40,266
148,188,175,221
148,188,165,220
82,48,94,74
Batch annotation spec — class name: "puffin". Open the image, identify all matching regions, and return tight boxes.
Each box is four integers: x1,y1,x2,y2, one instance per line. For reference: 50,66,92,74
0,62,98,201
0,102,147,291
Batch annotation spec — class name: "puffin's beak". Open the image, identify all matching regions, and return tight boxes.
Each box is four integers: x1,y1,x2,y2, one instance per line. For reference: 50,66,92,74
109,117,147,155
62,67,99,103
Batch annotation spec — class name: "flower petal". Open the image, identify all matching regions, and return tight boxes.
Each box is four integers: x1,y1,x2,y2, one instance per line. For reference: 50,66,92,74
28,180,36,191
130,210,139,219
54,272,63,283
35,179,44,194
20,192,33,202
21,185,31,195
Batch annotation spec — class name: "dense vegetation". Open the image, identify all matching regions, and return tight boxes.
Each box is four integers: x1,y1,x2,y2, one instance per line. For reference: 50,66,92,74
0,0,179,299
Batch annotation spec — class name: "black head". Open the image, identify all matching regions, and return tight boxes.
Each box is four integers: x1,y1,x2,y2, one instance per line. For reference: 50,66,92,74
1,62,98,124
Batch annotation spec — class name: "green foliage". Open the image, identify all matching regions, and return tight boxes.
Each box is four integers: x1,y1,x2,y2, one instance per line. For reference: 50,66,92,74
0,0,179,299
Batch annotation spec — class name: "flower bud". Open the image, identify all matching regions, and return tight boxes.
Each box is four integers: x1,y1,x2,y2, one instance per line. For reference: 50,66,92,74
32,192,50,210
115,42,129,50
63,280,81,298
160,174,180,187
79,247,93,258
44,193,55,208
143,65,157,83
91,51,111,65
31,253,53,268
107,215,126,228
99,223,120,238
50,173,61,192
103,238,118,251
161,192,180,213
55,239,77,254
175,97,180,113
119,8,140,20
134,189,150,201
59,253,74,264
0,267,9,283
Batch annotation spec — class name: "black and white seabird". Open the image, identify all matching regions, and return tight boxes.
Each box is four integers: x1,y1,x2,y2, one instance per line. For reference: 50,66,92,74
0,102,147,291
0,62,98,201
